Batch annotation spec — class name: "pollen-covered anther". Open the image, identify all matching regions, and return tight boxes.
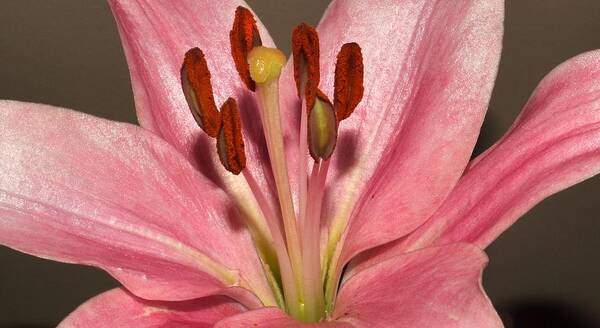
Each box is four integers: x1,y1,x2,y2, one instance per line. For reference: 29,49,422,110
292,23,320,110
181,47,222,138
334,42,364,121
308,90,337,161
230,6,262,91
217,98,246,175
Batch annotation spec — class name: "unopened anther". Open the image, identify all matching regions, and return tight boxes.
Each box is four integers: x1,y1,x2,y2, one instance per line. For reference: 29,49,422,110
308,90,337,160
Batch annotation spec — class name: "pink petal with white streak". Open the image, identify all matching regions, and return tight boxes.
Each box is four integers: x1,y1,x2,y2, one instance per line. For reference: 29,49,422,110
353,50,600,274
398,50,600,252
0,101,274,306
333,245,502,328
59,288,244,328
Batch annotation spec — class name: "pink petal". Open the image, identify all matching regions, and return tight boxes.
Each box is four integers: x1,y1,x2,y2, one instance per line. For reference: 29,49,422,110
0,101,274,306
283,0,503,294
333,244,502,328
397,49,600,252
59,288,244,327
214,308,350,327
108,0,280,214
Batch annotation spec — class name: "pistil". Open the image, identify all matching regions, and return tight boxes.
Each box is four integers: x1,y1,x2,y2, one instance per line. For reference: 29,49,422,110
248,46,306,319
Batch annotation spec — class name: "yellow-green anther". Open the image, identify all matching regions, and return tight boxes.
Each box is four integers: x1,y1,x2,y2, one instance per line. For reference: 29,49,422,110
308,95,337,160
247,46,286,84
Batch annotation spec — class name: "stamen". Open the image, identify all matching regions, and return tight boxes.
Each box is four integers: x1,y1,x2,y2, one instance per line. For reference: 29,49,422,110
217,98,246,175
334,42,364,121
293,23,320,249
308,90,337,160
181,48,222,137
292,23,320,110
230,6,262,91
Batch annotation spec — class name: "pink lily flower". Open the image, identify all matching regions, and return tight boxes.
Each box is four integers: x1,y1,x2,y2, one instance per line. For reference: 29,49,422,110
1,0,600,326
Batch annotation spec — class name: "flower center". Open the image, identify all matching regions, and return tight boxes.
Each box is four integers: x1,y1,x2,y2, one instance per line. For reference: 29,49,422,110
180,6,363,323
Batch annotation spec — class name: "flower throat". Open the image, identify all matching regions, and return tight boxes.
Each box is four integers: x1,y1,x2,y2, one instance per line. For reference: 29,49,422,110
180,6,363,323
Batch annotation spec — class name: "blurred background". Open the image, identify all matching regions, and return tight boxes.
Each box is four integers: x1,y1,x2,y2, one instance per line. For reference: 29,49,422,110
0,1,599,327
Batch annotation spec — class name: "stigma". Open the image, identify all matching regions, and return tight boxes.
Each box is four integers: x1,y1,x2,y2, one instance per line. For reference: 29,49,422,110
247,46,286,85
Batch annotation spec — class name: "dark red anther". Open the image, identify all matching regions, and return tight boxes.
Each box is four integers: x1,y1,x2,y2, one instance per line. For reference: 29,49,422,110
230,6,262,91
334,42,364,121
217,98,246,175
181,47,222,138
292,23,320,111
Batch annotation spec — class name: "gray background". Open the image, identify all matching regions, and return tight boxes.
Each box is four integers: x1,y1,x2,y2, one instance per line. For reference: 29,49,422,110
1,1,599,326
